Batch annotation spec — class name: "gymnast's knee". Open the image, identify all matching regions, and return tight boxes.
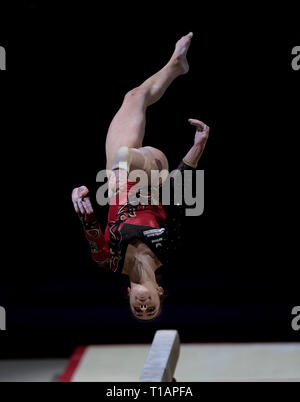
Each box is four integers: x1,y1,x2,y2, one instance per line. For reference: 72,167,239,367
124,86,148,101
111,146,145,172
111,146,131,171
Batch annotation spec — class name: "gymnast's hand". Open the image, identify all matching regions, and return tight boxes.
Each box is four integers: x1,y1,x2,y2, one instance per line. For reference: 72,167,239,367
188,119,210,147
71,185,95,222
182,119,210,167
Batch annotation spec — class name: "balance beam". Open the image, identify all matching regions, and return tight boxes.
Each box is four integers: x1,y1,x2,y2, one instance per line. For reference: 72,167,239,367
139,330,180,382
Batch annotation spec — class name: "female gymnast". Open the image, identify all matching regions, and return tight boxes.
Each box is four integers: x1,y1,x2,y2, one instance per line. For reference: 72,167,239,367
71,32,209,320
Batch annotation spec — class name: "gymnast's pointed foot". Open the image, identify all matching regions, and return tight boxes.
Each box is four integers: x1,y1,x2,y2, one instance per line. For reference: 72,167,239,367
169,32,193,74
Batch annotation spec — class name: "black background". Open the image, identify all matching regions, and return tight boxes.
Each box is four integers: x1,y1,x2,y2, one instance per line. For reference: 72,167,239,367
0,4,299,358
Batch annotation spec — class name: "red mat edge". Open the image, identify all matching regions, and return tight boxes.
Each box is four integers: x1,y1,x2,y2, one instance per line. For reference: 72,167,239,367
59,346,87,382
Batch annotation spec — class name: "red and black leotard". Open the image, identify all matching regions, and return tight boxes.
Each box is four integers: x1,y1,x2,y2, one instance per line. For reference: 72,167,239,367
80,160,196,273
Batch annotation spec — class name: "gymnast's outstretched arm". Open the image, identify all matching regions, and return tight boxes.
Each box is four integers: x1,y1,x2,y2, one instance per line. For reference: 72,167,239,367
181,119,209,168
159,119,209,255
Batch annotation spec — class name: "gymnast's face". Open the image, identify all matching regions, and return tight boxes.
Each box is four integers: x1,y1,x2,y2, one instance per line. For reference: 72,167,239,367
128,285,164,320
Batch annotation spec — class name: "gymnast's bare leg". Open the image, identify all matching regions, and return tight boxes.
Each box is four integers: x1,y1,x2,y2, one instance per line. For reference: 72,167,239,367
105,32,194,192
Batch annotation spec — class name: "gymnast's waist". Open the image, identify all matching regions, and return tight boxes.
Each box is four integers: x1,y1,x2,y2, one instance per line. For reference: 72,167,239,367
108,173,161,204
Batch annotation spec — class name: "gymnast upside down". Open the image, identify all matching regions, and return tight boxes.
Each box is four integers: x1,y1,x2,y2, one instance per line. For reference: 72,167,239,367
71,32,209,320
